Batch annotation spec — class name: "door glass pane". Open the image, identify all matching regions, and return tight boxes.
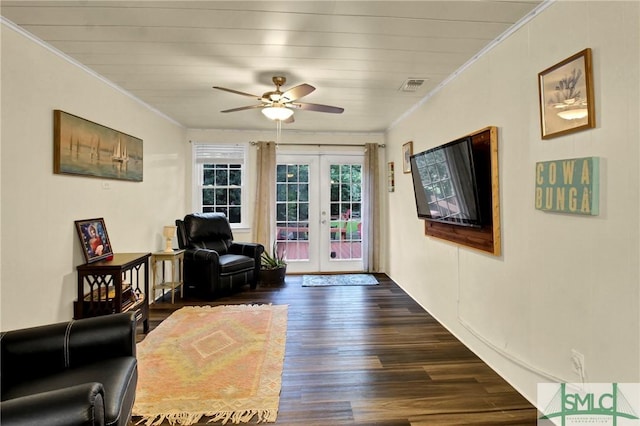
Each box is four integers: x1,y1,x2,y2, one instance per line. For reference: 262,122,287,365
329,163,362,260
276,163,309,261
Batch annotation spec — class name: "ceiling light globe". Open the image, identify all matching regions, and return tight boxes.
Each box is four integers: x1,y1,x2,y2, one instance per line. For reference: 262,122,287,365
262,106,294,121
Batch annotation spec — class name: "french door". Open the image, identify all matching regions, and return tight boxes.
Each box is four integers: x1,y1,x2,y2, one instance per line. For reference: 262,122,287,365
276,154,364,273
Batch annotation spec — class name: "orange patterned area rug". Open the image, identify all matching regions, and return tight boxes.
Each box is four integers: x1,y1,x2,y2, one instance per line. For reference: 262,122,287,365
132,304,288,425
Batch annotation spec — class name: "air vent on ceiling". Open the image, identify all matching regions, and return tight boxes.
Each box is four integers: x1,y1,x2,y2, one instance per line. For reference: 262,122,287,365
399,78,427,92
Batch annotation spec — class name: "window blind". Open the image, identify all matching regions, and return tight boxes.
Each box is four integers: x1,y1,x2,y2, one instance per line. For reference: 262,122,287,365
193,143,246,164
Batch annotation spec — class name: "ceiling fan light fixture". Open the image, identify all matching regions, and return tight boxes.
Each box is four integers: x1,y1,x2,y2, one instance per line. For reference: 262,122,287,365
262,105,294,121
214,76,341,120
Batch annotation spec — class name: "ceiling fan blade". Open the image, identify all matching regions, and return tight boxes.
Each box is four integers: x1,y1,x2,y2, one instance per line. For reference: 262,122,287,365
213,86,261,99
291,102,344,114
281,84,315,102
283,114,295,124
220,104,264,113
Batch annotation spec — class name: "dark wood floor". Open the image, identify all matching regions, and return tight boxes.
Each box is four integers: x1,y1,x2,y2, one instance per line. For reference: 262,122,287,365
136,274,538,425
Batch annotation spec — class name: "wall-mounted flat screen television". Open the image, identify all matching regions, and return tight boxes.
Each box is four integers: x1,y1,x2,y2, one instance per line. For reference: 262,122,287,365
410,136,488,228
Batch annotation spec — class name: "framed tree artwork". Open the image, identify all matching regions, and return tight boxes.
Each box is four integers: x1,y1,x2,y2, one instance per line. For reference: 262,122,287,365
538,48,595,139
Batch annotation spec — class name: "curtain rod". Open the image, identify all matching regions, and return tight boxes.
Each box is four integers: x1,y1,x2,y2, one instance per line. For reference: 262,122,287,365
250,141,385,148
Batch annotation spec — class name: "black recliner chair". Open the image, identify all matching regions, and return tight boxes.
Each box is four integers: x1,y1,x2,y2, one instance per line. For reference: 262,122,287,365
0,312,138,426
176,212,264,299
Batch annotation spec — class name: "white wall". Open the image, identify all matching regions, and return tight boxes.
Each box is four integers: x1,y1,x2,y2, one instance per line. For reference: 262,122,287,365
386,1,639,404
0,23,187,330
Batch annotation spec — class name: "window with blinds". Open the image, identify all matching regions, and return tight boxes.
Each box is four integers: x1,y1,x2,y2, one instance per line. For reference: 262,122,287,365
192,144,247,225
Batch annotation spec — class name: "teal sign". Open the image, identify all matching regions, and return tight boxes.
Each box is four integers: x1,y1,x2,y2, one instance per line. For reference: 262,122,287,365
535,157,599,215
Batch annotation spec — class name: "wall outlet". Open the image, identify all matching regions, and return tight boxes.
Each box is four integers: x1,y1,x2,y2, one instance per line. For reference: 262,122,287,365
102,182,111,190
571,349,585,378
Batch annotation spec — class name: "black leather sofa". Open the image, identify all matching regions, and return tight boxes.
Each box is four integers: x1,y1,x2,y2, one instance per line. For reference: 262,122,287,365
0,312,138,426
176,212,264,299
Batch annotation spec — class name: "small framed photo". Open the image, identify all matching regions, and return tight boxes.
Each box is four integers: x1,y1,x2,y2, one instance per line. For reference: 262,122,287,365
402,141,413,173
388,162,395,192
538,48,595,139
75,218,113,263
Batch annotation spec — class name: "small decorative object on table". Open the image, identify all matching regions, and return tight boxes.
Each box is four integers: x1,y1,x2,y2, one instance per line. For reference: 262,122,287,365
162,225,176,252
74,218,113,263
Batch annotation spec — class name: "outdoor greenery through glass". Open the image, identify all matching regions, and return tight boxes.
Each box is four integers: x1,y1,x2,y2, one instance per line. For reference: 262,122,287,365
274,161,363,262
329,165,362,215
202,163,242,223
276,164,310,261
329,164,362,260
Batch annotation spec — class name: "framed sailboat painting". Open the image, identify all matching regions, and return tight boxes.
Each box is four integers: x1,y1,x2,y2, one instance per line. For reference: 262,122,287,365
53,110,143,182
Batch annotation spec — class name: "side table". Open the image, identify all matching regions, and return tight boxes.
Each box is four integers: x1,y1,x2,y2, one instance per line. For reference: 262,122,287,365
151,249,185,303
75,252,151,333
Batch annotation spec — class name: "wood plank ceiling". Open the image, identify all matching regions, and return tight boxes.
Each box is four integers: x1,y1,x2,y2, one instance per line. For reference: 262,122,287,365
1,1,543,133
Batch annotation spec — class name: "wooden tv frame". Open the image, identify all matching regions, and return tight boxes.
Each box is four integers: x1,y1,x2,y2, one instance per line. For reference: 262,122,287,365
423,126,501,256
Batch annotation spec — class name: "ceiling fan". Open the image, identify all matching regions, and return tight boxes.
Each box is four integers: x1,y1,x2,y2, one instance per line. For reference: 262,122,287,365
213,76,344,123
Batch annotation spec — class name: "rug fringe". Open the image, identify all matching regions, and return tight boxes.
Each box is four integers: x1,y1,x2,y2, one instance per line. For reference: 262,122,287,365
135,409,278,425
208,409,278,424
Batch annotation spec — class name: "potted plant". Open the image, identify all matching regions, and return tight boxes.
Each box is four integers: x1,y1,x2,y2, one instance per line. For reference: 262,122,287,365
260,241,287,286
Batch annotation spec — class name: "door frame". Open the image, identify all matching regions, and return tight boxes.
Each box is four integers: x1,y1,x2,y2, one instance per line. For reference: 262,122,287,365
319,154,364,272
276,149,365,274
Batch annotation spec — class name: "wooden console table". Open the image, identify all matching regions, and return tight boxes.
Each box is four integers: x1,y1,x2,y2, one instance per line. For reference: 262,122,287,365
74,252,151,333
